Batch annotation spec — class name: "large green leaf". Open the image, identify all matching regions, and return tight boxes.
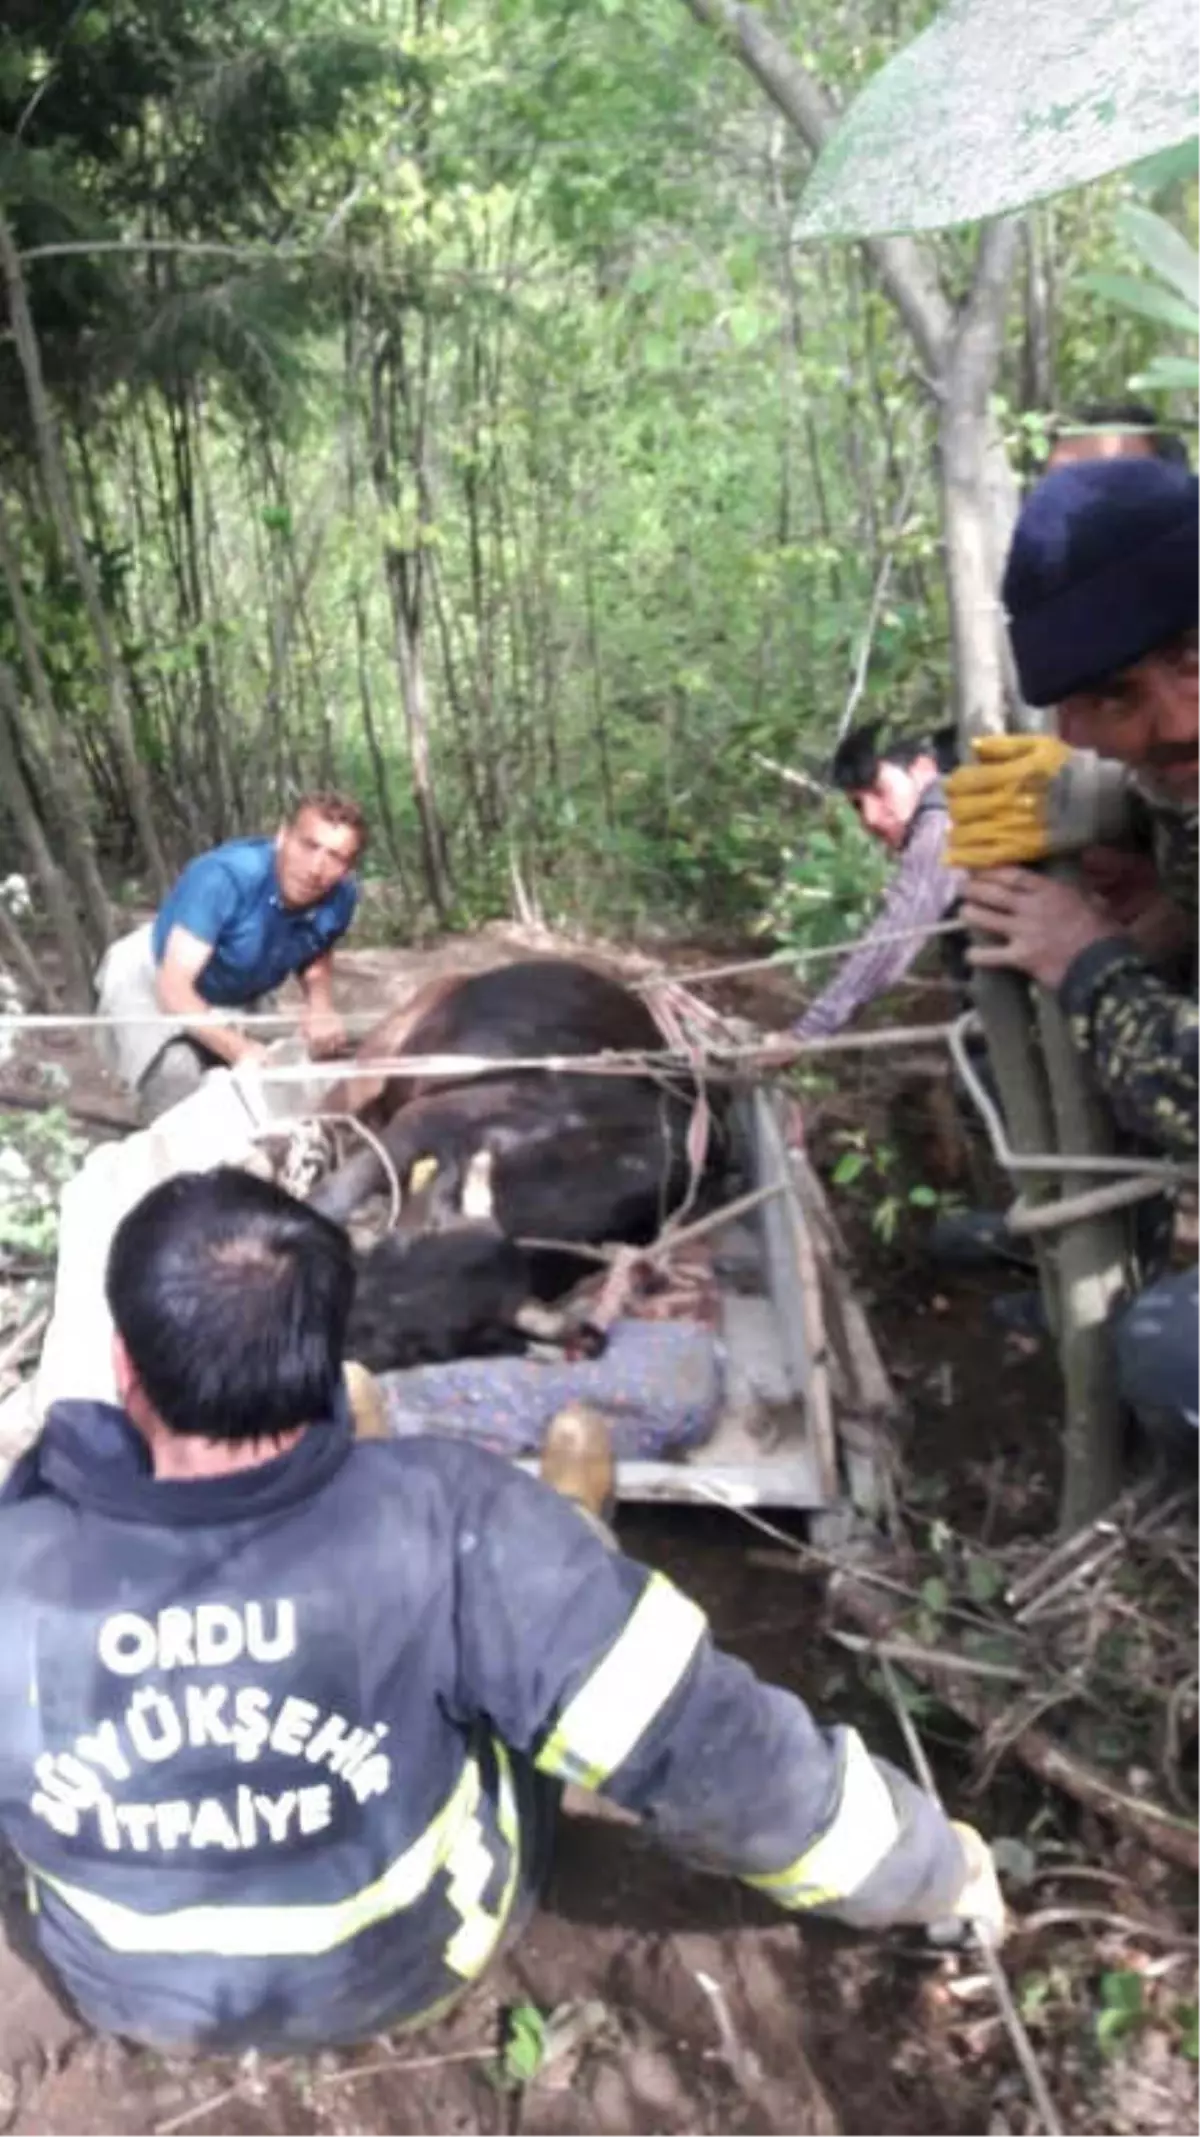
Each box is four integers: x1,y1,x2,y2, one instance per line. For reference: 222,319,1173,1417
1116,202,1199,304
1079,269,1198,334
1130,352,1200,388
1129,141,1200,196
795,0,1198,238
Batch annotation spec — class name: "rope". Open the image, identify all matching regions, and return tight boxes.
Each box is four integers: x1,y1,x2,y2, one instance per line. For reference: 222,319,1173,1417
247,1112,403,1231
0,917,967,1031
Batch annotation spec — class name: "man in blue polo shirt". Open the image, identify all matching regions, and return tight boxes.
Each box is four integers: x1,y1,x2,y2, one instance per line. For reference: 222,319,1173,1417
96,794,366,1121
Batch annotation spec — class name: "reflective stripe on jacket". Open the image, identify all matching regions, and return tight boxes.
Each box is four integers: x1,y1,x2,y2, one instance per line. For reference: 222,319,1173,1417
0,1401,964,2053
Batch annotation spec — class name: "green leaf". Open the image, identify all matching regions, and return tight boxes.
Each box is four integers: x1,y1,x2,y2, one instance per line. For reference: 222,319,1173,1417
1096,2005,1135,2052
871,1194,900,1242
1080,269,1199,334
1174,2000,1199,2060
1116,202,1200,305
966,1556,1004,1605
1100,1969,1145,2017
832,1150,868,1185
794,0,1199,238
920,1574,950,1617
1019,1970,1051,2021
1130,353,1200,389
907,1183,939,1208
498,2003,548,2089
1128,140,1200,196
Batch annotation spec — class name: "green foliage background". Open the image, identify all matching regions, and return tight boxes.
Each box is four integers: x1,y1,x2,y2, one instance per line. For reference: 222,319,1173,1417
0,0,1193,956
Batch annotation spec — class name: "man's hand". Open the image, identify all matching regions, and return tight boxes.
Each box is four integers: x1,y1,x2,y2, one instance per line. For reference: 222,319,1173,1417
298,952,349,1060
301,1002,349,1060
945,734,1074,869
961,867,1115,989
232,1036,270,1070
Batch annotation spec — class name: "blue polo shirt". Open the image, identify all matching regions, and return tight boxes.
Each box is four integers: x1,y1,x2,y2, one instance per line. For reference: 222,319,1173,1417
151,837,358,1006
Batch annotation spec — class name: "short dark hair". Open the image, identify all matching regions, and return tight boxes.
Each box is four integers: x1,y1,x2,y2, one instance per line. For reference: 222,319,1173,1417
830,720,958,792
1053,403,1190,468
106,1168,355,1441
290,790,369,854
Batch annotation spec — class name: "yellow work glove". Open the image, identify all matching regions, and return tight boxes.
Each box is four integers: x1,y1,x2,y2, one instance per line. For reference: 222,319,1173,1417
927,1821,1007,1948
944,734,1074,870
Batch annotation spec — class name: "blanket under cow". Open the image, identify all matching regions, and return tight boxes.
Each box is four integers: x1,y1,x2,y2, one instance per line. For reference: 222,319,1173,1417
374,1317,722,1459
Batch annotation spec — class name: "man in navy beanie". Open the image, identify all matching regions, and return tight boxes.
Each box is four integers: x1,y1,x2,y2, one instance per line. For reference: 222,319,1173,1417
945,454,1197,1441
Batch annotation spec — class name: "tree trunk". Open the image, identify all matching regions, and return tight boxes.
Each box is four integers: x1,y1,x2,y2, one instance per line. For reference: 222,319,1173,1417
0,662,93,1007
938,218,1024,738
368,328,452,921
676,0,1022,743
679,0,1129,1534
0,491,112,957
1020,208,1056,415
168,385,230,835
0,211,169,896
0,895,56,1008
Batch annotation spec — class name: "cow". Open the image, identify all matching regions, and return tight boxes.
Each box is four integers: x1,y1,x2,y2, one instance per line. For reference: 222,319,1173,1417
309,957,733,1373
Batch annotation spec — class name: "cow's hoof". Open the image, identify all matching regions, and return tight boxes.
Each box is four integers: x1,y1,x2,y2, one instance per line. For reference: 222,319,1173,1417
539,1402,616,1529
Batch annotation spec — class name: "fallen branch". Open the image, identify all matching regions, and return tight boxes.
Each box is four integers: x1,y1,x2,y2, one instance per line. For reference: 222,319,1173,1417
0,1305,48,1389
1014,1907,1195,1948
0,1084,133,1135
832,1572,1199,1873
829,1629,1027,1682
752,750,827,799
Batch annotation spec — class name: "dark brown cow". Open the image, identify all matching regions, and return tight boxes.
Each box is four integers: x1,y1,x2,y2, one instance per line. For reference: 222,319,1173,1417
310,957,731,1372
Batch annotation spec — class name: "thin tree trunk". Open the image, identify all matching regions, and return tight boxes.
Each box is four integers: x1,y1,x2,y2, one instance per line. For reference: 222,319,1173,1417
938,218,1023,739
0,491,112,955
676,0,1023,740
0,895,56,1007
679,0,952,371
169,385,230,832
0,661,93,1006
0,210,168,895
369,334,451,919
1020,209,1056,414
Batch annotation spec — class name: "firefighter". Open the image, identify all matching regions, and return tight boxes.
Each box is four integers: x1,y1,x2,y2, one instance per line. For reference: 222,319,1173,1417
0,1168,1001,2056
945,454,1197,1438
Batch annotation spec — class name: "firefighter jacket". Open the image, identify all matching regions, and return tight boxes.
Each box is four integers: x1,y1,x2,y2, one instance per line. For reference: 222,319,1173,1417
0,1398,967,2055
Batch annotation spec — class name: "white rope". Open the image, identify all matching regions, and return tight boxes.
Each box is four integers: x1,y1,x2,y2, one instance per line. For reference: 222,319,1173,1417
0,918,967,1032
246,1111,403,1231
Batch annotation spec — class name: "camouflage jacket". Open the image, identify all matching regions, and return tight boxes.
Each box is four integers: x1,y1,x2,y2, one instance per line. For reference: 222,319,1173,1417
1058,783,1198,1159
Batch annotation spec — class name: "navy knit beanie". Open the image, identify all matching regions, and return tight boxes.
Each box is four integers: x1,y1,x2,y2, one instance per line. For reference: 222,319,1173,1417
1003,457,1198,707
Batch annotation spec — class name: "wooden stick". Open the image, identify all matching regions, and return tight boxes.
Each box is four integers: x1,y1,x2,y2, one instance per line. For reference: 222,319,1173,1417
829,1630,1027,1681
751,750,827,799
834,1574,1198,1872
1033,902,1136,1531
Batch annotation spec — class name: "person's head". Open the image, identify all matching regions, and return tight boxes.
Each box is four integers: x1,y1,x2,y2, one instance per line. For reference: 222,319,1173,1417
106,1167,355,1446
1003,457,1199,804
1047,402,1190,473
274,792,367,911
830,722,955,851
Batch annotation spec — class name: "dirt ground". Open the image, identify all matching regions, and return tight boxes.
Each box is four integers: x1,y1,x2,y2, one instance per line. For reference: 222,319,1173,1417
0,933,1195,2137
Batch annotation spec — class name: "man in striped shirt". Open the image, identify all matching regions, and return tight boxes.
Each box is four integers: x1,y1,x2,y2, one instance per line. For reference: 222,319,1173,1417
793,723,963,1041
